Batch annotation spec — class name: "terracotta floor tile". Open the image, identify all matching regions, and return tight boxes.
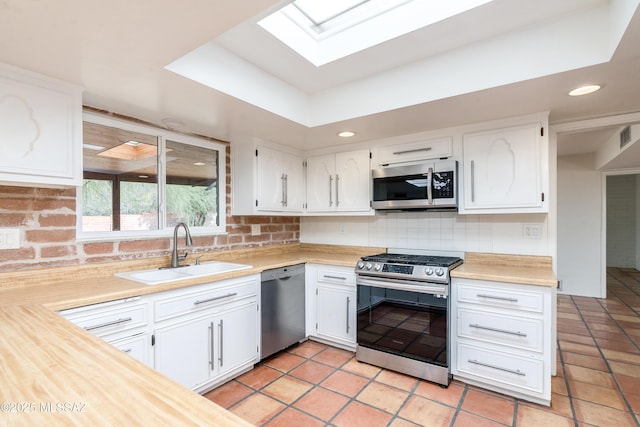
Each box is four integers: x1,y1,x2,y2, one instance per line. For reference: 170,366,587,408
287,340,326,358
452,411,507,427
557,324,591,336
289,360,335,384
609,360,640,377
595,337,640,353
568,380,627,410
615,373,640,395
414,380,465,407
294,386,349,421
264,352,306,373
573,399,637,426
590,322,624,333
590,329,629,341
388,418,422,427
312,347,353,367
559,341,602,357
558,311,582,320
262,376,313,404
204,380,253,408
564,364,616,388
557,332,595,346
332,401,393,427
601,348,640,365
356,381,409,413
398,395,455,427
460,389,515,425
551,376,568,396
625,392,640,415
516,404,575,427
561,351,608,371
230,393,286,426
321,369,369,397
236,364,282,389
543,393,575,419
340,357,382,378
264,407,324,427
611,313,640,323
374,368,419,391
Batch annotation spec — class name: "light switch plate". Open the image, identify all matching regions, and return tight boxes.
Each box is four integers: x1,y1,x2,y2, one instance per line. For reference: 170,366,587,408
251,225,261,236
523,224,542,239
0,228,20,249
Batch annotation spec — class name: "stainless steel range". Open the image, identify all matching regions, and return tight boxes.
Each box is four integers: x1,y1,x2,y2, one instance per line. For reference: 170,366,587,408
355,252,462,386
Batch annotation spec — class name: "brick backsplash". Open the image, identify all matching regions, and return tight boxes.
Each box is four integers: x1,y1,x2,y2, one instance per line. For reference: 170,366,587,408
0,146,300,272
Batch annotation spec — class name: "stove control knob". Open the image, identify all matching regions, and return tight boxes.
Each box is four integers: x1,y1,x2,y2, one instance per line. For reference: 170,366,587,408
357,262,365,269
374,263,382,271
425,267,434,276
435,267,445,277
365,263,373,270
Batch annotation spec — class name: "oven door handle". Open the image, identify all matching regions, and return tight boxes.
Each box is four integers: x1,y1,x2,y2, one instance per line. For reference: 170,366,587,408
356,276,448,296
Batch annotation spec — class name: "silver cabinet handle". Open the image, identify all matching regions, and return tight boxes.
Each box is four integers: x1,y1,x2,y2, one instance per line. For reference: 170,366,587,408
218,319,224,367
284,174,288,207
84,317,132,331
280,173,286,206
427,167,433,205
121,348,132,353
194,292,238,305
470,160,475,203
346,297,350,334
329,175,333,206
208,322,215,370
335,174,340,207
469,323,527,337
392,147,432,156
468,359,526,376
476,294,518,303
323,275,346,280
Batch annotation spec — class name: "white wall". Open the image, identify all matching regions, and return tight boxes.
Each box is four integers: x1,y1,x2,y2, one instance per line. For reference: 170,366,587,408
637,175,640,270
300,211,549,256
556,154,603,297
606,174,637,268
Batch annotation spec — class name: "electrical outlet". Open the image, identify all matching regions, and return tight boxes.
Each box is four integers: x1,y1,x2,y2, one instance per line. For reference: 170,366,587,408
339,224,345,234
0,228,20,249
251,224,261,236
523,224,542,239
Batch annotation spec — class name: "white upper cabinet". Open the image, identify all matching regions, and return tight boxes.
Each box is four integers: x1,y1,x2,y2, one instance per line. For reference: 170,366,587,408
232,138,304,215
376,137,452,166
0,62,82,187
460,120,548,214
306,149,371,214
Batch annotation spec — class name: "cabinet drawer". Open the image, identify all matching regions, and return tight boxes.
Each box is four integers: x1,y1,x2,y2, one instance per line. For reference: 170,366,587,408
108,333,152,368
154,278,257,322
458,308,542,352
457,343,543,394
316,266,355,285
457,283,543,313
61,300,149,338
377,137,452,165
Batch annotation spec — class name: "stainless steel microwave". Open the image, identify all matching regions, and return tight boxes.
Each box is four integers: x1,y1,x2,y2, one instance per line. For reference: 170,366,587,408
372,159,458,210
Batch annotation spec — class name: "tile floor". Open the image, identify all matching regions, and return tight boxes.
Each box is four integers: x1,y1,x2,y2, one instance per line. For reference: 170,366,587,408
205,268,640,426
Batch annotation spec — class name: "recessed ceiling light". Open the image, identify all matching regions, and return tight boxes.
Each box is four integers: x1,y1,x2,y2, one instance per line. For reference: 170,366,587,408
569,84,601,96
193,162,206,166
138,175,149,179
161,118,186,130
125,140,141,146
338,131,355,138
82,143,104,151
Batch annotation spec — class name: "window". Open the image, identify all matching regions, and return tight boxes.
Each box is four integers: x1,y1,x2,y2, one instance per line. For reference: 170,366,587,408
79,112,225,240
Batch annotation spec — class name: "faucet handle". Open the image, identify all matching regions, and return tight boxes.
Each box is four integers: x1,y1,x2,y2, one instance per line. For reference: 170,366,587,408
195,255,204,265
178,251,189,262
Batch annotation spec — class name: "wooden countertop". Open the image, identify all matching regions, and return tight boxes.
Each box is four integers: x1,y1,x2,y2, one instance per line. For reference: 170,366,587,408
0,243,382,426
451,252,557,287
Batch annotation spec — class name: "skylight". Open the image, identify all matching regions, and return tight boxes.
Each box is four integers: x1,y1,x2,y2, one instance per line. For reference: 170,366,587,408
258,0,494,66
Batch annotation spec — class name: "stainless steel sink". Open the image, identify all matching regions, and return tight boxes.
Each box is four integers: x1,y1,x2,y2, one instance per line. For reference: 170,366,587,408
115,261,253,285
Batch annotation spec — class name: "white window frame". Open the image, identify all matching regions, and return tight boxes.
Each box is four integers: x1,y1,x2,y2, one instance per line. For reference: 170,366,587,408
77,111,227,242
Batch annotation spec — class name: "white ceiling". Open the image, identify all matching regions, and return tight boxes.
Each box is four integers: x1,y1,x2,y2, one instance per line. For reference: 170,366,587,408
1,0,639,157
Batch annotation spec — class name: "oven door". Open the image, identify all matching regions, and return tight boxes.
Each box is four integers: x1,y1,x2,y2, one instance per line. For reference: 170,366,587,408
356,277,449,368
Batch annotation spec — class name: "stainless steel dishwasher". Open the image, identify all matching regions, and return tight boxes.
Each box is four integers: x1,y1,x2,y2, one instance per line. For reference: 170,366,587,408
261,263,306,359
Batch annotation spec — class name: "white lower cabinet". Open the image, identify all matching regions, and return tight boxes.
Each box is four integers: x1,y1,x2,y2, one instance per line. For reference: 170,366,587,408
306,264,356,350
451,277,554,406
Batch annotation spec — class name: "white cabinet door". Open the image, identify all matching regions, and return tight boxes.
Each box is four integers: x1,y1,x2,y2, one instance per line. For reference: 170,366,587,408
154,314,215,390
462,123,545,213
0,62,82,187
306,154,335,212
108,333,153,368
217,299,259,377
316,284,356,344
256,145,304,213
335,149,370,212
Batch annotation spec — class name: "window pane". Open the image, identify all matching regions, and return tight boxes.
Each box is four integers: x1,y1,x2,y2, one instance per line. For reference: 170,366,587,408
82,179,113,231
165,140,219,228
82,122,159,231
293,0,369,25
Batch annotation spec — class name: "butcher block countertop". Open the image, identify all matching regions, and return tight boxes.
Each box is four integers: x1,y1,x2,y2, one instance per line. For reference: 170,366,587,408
451,252,558,287
0,243,382,427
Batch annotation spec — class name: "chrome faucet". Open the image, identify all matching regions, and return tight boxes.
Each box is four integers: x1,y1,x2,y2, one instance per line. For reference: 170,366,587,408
170,222,192,268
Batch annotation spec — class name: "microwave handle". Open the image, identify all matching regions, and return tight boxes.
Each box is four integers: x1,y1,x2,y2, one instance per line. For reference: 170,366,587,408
427,167,433,205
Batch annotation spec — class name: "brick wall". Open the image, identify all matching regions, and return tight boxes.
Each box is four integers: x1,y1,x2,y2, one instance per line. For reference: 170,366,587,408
0,146,300,272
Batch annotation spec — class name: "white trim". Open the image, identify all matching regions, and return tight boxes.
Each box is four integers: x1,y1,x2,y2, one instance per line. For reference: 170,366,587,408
550,111,640,134
78,112,227,241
